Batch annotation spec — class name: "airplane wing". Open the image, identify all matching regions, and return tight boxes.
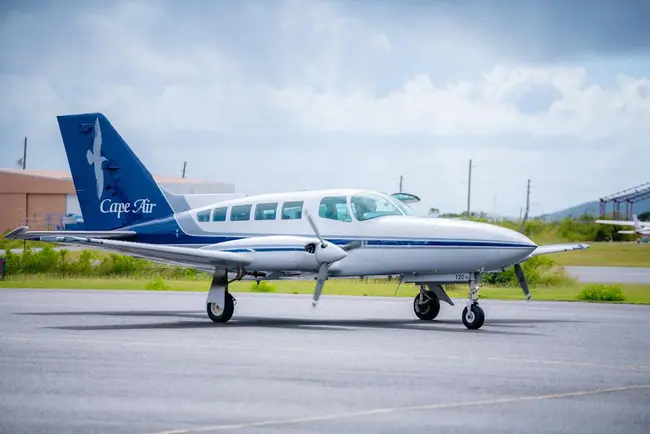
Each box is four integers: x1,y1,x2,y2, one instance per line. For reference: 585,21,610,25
595,219,636,227
35,235,253,271
528,243,590,258
3,226,136,240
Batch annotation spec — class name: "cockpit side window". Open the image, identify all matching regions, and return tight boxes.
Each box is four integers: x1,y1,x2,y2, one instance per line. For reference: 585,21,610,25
350,193,403,221
319,196,352,222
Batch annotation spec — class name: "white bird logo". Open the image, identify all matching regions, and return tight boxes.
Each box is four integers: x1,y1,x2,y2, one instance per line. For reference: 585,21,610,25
86,117,107,199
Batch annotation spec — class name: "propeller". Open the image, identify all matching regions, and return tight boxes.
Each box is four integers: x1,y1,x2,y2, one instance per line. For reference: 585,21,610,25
515,215,532,301
514,263,531,300
304,210,362,307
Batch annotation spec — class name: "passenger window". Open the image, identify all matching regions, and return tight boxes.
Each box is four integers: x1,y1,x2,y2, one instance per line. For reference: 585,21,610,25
197,209,210,222
319,196,352,222
281,201,303,220
212,207,227,222
230,204,251,221
255,202,278,220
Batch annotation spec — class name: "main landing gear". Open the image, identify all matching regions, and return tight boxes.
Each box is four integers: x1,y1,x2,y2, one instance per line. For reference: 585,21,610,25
411,273,485,330
413,285,441,320
206,271,236,323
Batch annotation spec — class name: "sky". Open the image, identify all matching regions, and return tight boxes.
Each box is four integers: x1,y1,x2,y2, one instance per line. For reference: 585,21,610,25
1,0,649,218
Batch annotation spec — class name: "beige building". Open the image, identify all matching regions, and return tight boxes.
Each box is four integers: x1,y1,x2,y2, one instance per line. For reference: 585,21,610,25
0,169,237,232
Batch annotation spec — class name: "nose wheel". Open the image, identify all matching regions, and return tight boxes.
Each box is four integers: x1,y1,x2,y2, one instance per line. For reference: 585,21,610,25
462,272,485,330
462,303,484,329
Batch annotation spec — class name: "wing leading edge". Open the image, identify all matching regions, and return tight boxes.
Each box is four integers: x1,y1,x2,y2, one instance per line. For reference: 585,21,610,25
29,235,253,272
530,243,590,257
4,226,136,240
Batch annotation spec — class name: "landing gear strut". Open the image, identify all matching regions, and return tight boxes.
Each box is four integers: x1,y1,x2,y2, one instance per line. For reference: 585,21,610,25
413,285,441,320
462,272,484,330
206,271,235,323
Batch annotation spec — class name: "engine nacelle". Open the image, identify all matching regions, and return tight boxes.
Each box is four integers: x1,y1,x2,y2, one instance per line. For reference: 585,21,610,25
200,235,333,272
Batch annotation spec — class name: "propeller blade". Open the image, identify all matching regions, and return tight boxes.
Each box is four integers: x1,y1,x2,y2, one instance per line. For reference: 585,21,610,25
514,263,531,300
312,263,329,307
304,210,326,248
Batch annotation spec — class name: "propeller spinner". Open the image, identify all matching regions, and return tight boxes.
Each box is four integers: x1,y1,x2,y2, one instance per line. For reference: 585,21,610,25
304,210,361,307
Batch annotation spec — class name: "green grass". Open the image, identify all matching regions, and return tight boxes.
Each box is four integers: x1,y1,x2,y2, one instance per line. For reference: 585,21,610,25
549,242,650,267
2,276,650,304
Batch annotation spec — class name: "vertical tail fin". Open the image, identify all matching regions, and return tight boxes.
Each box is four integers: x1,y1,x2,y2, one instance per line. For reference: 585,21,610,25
57,113,175,230
633,215,641,229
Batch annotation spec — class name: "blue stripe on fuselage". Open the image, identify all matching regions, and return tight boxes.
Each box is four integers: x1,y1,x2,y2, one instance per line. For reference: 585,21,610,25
120,216,536,249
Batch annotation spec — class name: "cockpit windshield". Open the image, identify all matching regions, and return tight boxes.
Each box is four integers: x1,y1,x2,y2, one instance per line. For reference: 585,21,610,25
350,192,406,221
390,197,418,216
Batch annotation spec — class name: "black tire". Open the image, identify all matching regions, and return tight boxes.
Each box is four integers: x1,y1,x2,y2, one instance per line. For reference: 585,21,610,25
207,292,235,323
462,303,485,330
413,292,441,320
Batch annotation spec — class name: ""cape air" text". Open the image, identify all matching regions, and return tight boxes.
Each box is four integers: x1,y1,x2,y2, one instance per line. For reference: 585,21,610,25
100,198,157,218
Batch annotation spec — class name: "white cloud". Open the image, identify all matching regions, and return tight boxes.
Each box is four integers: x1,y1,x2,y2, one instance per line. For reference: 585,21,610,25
0,0,649,217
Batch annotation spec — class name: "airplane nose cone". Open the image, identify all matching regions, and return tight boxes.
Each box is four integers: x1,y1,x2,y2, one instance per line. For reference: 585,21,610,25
490,225,537,249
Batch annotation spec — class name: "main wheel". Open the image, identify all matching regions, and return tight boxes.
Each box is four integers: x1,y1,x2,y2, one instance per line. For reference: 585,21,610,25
207,292,235,323
462,303,485,330
413,292,441,320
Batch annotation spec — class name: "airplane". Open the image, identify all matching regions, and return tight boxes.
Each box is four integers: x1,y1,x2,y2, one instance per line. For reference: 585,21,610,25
595,215,650,238
3,112,591,330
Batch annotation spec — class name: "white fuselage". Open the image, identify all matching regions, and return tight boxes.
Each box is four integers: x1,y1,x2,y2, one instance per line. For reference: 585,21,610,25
161,189,538,277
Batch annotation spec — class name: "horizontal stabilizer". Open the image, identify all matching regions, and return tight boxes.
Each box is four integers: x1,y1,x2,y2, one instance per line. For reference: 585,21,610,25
617,230,637,234
3,226,136,240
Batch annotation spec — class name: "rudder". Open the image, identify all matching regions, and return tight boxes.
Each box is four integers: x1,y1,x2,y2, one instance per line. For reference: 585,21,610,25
57,113,174,230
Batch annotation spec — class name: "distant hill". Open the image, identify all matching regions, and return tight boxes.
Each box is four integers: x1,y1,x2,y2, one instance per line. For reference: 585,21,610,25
544,196,650,221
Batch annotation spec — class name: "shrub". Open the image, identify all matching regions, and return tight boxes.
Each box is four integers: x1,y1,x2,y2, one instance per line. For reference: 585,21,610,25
145,276,170,290
251,280,275,292
577,284,625,302
481,255,575,288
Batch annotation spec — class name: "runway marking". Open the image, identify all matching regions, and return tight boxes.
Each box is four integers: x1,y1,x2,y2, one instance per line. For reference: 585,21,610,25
3,335,650,372
147,384,650,434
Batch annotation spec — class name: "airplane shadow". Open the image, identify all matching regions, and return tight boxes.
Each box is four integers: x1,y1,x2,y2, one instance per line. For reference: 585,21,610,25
14,310,579,335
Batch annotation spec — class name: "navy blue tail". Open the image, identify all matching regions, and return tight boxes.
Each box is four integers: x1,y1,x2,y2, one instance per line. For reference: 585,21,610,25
57,113,174,230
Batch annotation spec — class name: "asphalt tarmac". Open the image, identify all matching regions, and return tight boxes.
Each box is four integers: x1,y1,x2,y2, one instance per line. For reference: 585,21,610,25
565,266,650,284
1,289,649,434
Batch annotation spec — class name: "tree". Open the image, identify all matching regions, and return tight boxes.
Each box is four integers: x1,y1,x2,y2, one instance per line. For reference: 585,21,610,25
428,207,440,217
638,211,650,221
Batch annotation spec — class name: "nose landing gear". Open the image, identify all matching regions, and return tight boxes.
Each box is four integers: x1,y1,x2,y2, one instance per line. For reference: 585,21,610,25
463,272,484,330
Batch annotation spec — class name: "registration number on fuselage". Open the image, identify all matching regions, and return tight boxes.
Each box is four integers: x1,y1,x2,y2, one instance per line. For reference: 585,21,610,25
455,273,470,281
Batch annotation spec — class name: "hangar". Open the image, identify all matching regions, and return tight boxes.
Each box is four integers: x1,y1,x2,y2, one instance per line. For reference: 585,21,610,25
0,168,238,231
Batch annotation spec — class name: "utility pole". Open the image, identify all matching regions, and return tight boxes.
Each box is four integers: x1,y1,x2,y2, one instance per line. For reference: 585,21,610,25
525,179,531,217
22,137,27,169
399,175,403,193
182,161,187,178
518,179,531,232
466,159,473,217
22,137,27,251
